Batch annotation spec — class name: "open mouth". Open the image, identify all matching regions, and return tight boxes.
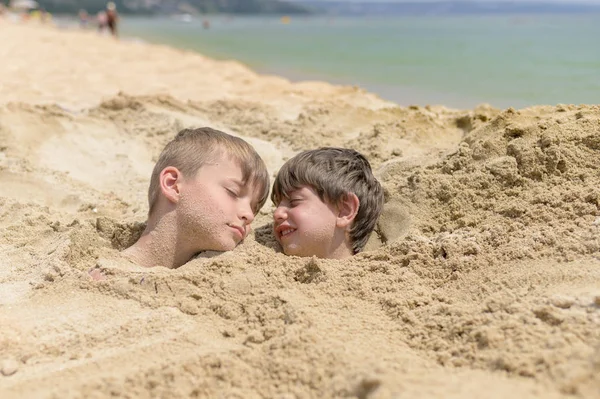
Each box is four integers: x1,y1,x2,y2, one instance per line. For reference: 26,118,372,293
278,227,296,239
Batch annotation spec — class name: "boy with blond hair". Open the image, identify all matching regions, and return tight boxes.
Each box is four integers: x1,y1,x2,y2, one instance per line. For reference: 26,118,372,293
272,147,384,259
122,127,270,269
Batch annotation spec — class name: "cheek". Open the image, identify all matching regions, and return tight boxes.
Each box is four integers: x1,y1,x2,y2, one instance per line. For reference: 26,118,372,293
305,220,334,243
178,194,206,226
185,188,224,213
296,206,336,238
179,191,223,228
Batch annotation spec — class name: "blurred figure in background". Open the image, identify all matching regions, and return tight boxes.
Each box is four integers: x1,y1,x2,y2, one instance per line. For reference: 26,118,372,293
78,9,89,28
39,6,49,22
106,2,118,37
97,9,107,32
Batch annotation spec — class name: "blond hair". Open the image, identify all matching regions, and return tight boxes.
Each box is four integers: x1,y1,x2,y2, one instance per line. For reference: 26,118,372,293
148,127,269,215
272,147,384,253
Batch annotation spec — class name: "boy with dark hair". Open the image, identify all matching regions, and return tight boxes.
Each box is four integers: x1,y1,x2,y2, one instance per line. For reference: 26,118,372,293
272,147,384,259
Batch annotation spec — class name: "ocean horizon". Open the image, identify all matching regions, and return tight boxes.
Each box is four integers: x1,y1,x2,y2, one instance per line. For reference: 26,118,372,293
115,14,600,109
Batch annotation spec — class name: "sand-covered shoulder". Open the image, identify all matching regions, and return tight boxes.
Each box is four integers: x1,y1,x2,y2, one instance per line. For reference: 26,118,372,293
0,21,598,398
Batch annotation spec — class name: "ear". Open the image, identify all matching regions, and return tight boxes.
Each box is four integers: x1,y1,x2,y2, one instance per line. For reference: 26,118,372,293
159,166,183,204
336,192,359,229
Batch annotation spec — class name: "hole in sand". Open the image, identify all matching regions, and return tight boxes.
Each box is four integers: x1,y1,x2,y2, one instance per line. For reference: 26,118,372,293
253,222,280,252
95,217,146,251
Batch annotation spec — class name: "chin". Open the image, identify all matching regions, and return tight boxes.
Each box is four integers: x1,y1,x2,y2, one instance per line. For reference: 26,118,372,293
218,242,238,251
283,246,309,258
203,238,238,252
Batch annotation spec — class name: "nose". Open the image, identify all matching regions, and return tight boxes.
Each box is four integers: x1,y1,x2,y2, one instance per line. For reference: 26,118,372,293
273,205,287,222
239,202,255,225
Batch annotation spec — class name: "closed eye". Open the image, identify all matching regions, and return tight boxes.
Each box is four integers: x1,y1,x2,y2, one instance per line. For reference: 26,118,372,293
225,188,239,198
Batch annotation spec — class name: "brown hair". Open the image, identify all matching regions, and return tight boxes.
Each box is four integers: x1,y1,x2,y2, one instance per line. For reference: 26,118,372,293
272,147,384,253
148,127,270,215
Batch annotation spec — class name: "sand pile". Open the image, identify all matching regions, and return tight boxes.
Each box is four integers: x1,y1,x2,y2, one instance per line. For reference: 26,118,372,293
1,22,599,399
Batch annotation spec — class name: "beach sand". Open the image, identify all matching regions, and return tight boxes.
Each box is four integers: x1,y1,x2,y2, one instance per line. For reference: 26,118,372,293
0,21,599,398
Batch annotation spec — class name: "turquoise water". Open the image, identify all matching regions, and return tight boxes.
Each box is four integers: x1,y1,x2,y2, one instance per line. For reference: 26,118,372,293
120,15,600,109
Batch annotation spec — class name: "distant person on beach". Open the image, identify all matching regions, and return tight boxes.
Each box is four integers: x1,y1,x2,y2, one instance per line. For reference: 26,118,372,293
96,3,117,36
105,2,118,37
271,147,384,259
78,9,89,28
39,8,48,23
120,127,270,269
97,10,107,32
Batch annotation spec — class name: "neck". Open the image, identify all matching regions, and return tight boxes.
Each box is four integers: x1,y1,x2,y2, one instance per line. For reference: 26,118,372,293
325,229,354,259
121,211,196,269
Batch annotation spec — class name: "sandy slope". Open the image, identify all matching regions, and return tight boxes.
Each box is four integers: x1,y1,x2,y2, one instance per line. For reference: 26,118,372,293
0,21,598,398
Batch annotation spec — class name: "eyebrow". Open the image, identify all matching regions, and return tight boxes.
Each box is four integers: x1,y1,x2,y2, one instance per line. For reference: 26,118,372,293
226,178,245,187
287,190,306,200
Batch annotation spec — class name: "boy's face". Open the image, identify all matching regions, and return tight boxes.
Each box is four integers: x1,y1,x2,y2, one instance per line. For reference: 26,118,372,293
176,154,260,253
273,186,341,258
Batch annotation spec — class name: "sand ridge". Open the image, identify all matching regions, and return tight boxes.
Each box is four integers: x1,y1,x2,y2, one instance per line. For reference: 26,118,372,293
1,21,599,398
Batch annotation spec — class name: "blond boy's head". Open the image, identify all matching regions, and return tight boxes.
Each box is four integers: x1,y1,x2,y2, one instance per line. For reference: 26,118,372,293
148,127,269,217
122,127,269,269
272,147,384,257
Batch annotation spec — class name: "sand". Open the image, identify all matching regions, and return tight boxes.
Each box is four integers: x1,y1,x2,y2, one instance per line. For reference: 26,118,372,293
0,21,599,399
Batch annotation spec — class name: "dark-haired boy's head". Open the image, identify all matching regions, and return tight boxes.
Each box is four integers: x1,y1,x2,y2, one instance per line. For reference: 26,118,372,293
272,147,384,259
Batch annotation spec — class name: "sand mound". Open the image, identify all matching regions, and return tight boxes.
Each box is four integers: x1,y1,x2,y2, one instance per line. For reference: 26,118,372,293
1,23,598,399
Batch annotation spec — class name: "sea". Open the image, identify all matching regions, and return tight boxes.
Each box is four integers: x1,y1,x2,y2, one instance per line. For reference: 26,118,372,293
117,14,600,109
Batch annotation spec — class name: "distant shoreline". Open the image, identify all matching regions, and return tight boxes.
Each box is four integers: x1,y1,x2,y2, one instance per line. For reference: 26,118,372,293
55,14,598,110
114,15,514,109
